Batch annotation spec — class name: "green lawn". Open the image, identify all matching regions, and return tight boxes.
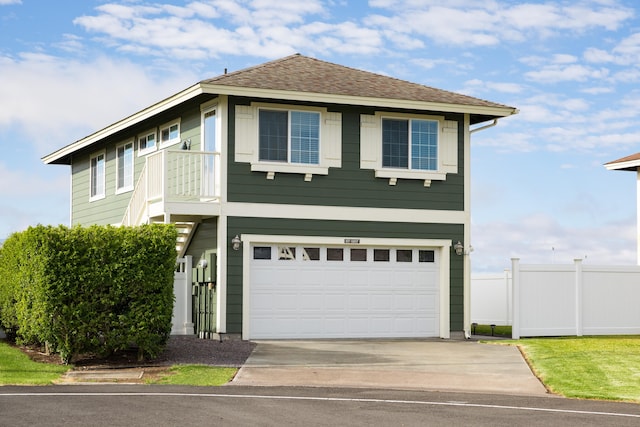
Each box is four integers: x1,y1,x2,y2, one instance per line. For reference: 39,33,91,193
508,336,640,402
146,364,237,386
0,340,236,386
0,341,70,385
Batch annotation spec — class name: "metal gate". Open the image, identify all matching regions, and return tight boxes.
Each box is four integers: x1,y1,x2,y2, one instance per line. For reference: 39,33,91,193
192,254,217,339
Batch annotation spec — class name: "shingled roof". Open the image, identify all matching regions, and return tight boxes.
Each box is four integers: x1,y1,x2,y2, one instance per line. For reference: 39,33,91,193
203,54,514,111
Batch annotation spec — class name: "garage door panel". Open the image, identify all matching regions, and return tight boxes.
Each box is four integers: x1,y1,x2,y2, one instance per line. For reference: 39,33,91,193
371,294,393,310
325,293,347,310
348,294,371,311
299,293,323,310
250,244,440,339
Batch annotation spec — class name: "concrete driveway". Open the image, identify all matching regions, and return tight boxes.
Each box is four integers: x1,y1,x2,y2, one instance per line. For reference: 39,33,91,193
232,338,548,396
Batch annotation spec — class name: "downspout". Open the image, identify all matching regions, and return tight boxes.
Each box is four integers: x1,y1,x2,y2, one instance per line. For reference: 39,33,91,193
463,117,500,339
470,119,498,134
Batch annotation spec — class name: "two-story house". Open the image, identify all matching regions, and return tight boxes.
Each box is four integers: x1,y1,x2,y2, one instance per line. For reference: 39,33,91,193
43,54,517,340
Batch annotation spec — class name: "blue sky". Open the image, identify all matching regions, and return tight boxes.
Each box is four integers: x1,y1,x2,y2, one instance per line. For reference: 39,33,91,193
1,0,639,272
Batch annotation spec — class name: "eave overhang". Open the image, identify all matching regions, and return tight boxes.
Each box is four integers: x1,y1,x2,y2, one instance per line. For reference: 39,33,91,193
43,83,518,165
42,83,204,165
605,160,640,172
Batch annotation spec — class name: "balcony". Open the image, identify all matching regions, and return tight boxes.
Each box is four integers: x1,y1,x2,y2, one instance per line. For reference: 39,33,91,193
122,150,220,226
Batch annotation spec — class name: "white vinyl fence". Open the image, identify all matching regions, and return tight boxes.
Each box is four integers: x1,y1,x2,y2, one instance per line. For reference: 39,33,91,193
472,259,640,339
470,271,512,326
512,258,640,339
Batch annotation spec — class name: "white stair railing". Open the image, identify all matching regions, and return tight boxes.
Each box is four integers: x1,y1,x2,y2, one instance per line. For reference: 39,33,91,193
121,162,149,226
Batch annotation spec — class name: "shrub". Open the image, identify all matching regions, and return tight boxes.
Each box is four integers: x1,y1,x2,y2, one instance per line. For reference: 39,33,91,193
0,224,177,363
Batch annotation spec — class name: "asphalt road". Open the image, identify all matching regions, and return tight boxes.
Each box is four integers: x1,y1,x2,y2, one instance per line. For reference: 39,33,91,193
1,385,639,426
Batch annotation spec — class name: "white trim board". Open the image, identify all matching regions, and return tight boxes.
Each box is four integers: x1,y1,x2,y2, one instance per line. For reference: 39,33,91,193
224,202,466,224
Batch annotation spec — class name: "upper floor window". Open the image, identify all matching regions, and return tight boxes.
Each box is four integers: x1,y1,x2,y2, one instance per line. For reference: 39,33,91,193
235,103,342,180
160,120,180,148
138,130,156,155
382,118,438,171
259,109,320,165
360,112,458,187
116,141,134,193
90,151,105,201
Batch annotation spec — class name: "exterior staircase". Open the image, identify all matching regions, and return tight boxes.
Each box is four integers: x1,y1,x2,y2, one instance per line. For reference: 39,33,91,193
175,221,197,257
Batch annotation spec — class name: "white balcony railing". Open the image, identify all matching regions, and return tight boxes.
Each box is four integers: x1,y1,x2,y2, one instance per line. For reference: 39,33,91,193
122,150,220,226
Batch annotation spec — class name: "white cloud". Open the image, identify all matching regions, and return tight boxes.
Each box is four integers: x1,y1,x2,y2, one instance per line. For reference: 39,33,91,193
74,1,332,59
0,161,66,197
0,0,21,5
525,64,610,83
552,53,578,64
67,1,635,63
580,86,614,94
0,160,69,237
471,214,637,272
367,1,633,49
463,79,524,95
0,52,196,155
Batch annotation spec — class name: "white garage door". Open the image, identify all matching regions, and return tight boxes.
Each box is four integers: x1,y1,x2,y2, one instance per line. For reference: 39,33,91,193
248,244,440,339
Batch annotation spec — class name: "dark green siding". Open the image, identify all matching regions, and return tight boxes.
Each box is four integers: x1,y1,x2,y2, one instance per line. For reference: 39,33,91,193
227,99,465,211
225,216,464,334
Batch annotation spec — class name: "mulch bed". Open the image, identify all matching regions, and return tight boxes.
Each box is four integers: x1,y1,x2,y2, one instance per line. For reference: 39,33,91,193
8,335,257,369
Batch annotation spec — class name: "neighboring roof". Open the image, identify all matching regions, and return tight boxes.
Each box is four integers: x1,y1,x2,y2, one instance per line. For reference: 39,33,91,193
44,54,518,165
605,152,640,171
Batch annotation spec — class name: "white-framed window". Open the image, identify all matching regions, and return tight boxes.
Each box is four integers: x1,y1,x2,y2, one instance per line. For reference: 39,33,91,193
138,129,156,156
235,103,342,180
159,119,180,148
116,141,134,193
89,150,105,201
360,112,458,186
382,118,438,171
258,109,320,165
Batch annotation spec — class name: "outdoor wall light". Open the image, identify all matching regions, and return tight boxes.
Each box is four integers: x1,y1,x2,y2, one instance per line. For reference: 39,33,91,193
181,139,191,150
454,241,464,256
231,235,242,251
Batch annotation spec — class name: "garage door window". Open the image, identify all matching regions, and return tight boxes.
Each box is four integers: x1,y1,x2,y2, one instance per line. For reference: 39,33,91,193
374,249,390,261
350,248,367,261
397,249,413,262
253,246,272,260
419,250,435,262
303,247,320,261
327,248,344,261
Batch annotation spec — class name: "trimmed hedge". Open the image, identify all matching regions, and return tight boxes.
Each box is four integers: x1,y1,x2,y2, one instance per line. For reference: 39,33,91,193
0,224,177,363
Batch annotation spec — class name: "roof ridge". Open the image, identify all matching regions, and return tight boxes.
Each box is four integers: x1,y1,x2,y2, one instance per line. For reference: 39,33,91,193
204,53,303,82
